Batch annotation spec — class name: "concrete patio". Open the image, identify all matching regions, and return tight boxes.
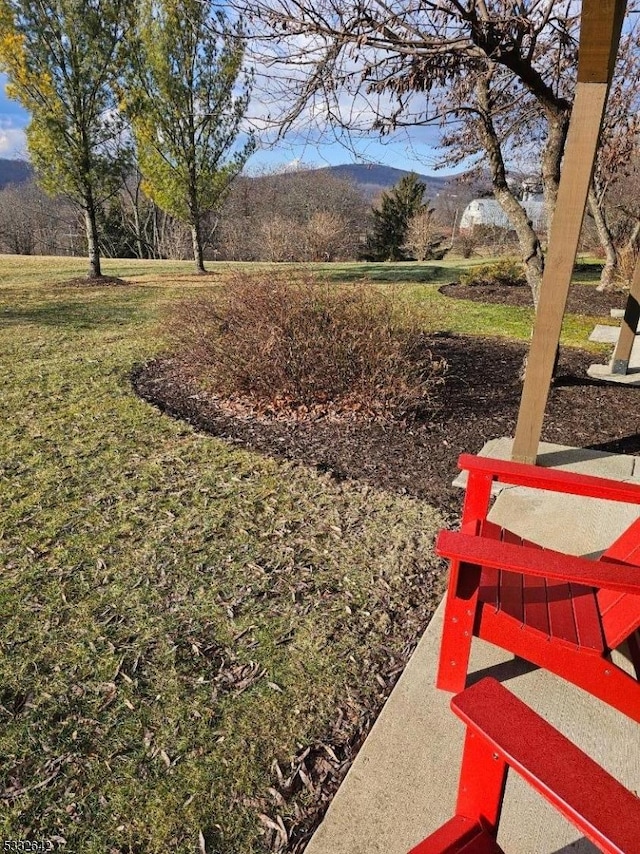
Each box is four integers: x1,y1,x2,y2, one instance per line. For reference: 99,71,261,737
306,440,640,854
588,324,640,386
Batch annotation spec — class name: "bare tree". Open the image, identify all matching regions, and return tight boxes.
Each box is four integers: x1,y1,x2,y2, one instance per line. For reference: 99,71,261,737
587,38,640,291
405,205,445,261
217,165,368,260
0,179,79,255
231,0,639,301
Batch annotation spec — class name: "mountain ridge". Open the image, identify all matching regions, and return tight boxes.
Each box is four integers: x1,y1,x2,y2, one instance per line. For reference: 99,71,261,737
0,157,453,197
314,163,450,196
0,158,32,189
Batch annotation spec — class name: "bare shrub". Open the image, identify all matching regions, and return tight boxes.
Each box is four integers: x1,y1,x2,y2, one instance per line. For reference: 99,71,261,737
614,246,639,291
452,232,479,259
217,167,369,261
260,216,302,262
166,273,447,421
303,210,354,261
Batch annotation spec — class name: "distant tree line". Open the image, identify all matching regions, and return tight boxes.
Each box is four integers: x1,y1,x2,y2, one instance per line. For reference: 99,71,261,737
0,0,454,270
1,159,637,267
2,0,638,281
0,167,448,262
233,0,640,296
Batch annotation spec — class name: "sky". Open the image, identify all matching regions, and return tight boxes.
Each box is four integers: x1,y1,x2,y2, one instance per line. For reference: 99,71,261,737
0,73,456,177
0,78,30,158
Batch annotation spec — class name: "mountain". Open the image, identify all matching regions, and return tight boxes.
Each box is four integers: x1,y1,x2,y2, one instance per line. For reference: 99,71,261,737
0,158,32,189
315,163,450,198
0,157,455,199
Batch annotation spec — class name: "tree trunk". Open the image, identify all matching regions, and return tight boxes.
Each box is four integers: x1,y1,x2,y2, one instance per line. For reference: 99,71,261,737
188,178,206,272
589,187,618,292
191,220,206,273
627,220,640,255
83,196,102,279
132,194,145,259
475,73,545,306
540,109,570,231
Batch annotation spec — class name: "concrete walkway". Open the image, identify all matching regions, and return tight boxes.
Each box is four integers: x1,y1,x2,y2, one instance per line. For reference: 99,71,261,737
306,440,640,854
588,324,640,385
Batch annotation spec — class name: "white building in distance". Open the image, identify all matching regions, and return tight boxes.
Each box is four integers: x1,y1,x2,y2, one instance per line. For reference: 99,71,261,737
459,195,546,232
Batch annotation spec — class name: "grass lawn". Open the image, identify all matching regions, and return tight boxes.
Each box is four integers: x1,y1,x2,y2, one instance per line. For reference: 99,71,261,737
0,254,607,853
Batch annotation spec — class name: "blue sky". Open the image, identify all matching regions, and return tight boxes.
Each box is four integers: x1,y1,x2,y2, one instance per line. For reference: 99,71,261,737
0,73,454,176
0,77,30,157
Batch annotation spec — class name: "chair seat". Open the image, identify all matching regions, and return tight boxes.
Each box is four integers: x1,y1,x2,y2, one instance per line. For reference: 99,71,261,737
476,525,605,652
479,567,605,652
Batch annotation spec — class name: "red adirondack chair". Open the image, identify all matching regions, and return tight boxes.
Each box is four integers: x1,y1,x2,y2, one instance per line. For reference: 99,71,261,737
408,678,640,854
436,454,640,722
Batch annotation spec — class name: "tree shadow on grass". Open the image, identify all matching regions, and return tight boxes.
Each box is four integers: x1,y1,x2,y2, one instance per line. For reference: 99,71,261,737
319,263,450,285
0,300,144,331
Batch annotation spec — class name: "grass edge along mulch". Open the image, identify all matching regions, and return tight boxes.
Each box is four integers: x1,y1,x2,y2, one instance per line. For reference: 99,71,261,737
439,281,628,316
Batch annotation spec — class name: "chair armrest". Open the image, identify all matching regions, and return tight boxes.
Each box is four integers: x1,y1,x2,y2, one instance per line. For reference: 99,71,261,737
437,530,640,595
452,678,640,854
459,453,640,505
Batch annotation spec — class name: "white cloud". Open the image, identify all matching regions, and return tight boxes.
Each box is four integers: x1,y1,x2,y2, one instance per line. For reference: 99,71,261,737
0,126,27,157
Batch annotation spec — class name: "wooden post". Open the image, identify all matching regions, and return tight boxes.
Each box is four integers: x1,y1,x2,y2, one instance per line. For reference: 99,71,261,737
511,0,626,464
611,255,640,373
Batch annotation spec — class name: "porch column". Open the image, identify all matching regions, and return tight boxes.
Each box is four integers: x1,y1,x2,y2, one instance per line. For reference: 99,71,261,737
512,0,627,464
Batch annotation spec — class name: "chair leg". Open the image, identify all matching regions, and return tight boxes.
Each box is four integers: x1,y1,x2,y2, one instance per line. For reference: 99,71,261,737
456,728,508,836
436,561,480,693
408,816,496,854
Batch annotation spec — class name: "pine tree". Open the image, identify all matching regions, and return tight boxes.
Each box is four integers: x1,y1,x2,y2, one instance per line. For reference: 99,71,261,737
362,173,427,261
0,0,133,278
125,1,255,273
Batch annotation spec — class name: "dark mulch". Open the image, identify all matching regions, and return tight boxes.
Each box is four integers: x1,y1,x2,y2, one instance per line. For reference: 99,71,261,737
439,282,628,315
132,333,640,525
56,275,132,287
131,334,640,851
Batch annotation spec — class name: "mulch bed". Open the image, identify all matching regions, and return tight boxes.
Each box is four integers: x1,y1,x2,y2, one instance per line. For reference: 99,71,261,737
439,282,628,315
131,334,640,851
56,275,132,287
132,333,640,524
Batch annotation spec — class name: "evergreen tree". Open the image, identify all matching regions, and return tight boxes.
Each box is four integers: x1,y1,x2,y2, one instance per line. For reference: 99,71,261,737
0,0,133,278
363,173,427,261
125,1,255,273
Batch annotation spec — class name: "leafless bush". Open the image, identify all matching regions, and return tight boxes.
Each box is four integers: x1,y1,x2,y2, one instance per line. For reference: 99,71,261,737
216,166,369,261
303,211,355,261
614,246,639,290
470,225,521,256
451,232,479,259
405,208,445,260
260,216,302,261
166,273,447,421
